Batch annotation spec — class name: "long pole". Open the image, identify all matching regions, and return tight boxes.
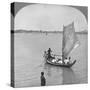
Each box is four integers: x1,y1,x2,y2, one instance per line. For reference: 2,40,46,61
62,25,65,64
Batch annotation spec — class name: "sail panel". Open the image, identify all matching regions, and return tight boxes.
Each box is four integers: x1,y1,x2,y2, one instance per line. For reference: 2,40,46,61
62,22,79,58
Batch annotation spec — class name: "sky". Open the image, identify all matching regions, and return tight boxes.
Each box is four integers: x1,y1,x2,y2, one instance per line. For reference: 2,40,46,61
14,4,88,32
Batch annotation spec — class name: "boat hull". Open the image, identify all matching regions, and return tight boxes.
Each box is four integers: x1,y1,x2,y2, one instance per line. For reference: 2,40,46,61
46,59,76,68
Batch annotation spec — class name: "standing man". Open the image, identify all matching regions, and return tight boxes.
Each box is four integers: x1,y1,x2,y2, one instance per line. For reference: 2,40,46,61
47,48,52,59
40,72,46,86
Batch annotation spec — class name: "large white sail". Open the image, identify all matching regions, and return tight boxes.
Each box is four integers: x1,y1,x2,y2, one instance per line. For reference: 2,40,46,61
62,22,80,59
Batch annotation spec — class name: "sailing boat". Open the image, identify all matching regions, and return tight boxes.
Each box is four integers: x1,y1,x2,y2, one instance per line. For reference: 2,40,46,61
44,22,79,68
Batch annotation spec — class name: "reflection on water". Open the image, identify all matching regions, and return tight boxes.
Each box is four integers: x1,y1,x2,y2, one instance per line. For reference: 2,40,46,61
43,62,77,85
62,67,76,84
43,63,62,77
43,62,63,85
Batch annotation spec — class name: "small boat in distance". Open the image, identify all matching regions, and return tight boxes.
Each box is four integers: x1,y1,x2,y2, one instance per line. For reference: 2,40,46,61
44,22,80,68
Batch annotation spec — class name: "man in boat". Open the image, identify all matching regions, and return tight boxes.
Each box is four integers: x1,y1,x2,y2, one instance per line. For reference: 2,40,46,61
40,72,46,86
68,57,71,64
57,58,63,64
64,57,70,64
47,48,55,60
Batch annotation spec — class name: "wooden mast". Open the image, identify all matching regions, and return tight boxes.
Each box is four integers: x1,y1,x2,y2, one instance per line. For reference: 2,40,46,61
62,25,65,64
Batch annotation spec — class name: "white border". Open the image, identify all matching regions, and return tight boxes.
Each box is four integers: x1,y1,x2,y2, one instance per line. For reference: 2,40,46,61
0,0,89,90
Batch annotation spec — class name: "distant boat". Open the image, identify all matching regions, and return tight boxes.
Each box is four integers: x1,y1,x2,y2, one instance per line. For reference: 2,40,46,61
44,22,80,68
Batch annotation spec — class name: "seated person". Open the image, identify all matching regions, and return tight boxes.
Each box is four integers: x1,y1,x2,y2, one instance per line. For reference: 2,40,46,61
68,57,71,63
64,57,70,64
58,59,63,64
52,59,57,63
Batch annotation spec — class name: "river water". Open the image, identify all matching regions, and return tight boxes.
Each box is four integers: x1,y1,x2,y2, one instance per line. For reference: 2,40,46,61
14,33,88,87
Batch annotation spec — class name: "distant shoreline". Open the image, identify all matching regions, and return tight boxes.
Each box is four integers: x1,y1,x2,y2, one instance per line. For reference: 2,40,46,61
11,30,88,34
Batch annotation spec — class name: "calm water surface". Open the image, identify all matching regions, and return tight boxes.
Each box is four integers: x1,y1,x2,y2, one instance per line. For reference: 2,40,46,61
14,33,88,87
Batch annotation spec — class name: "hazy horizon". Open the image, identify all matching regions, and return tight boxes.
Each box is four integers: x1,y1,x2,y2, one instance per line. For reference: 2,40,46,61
12,29,88,32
